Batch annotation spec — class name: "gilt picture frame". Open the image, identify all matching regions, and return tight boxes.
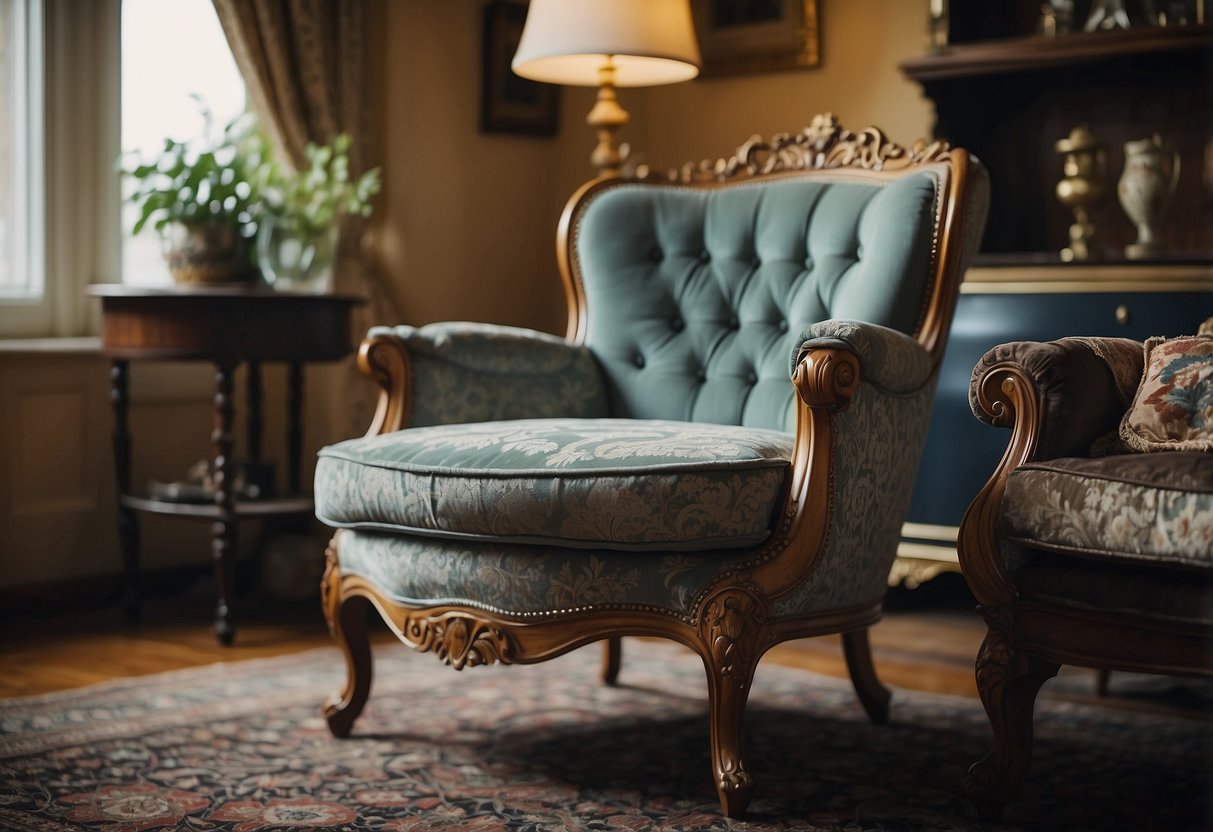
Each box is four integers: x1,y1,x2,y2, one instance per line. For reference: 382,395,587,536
480,1,559,137
692,0,820,77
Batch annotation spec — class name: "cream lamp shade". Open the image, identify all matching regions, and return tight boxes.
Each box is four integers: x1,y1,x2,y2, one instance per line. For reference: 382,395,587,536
511,0,701,176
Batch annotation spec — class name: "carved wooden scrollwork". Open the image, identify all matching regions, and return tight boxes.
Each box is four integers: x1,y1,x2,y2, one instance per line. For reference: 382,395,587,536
974,604,1017,697
646,113,953,184
401,612,518,670
792,348,860,412
357,333,412,436
700,586,769,689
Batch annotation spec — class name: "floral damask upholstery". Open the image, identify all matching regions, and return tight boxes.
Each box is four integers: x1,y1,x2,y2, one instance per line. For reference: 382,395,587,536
959,336,1213,821
315,116,989,818
317,418,794,551
1000,453,1213,572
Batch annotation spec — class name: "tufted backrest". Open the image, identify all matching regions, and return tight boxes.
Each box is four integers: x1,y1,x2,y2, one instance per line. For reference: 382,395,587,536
562,170,943,431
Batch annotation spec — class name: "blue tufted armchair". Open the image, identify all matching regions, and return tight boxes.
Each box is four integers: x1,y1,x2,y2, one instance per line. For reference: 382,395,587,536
316,115,989,816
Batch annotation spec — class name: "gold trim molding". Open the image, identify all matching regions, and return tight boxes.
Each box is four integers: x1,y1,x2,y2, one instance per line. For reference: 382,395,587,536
961,264,1213,294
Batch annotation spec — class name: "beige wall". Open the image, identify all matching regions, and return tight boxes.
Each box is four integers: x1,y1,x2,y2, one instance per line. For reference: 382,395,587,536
370,0,935,338
637,0,935,168
372,0,574,337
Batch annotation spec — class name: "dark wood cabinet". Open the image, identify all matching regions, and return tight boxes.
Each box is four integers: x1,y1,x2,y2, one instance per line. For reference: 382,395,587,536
901,15,1212,260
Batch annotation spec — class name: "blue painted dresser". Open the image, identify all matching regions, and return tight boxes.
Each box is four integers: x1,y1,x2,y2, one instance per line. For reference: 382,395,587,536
893,263,1213,586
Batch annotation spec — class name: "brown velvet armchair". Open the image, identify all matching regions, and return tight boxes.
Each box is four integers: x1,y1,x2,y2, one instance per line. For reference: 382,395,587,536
959,336,1213,820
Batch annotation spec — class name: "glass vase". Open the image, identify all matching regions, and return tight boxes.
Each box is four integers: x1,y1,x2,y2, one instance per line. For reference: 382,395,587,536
257,217,338,294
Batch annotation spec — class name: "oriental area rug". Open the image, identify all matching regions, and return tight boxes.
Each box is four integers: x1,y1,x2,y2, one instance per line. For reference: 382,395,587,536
0,640,1209,832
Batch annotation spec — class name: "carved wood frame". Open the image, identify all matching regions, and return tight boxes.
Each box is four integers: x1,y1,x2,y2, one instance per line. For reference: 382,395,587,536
326,114,986,818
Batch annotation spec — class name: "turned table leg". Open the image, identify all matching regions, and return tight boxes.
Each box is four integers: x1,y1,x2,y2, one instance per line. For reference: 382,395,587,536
246,360,262,466
211,361,238,645
287,360,304,496
110,360,142,622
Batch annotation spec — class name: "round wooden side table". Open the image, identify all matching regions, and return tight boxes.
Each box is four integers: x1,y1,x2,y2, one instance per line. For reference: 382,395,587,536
89,285,364,645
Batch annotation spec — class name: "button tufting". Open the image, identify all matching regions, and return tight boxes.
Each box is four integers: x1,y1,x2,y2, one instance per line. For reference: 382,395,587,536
671,316,684,332
634,354,645,369
804,257,814,270
649,246,662,262
728,315,739,330
751,256,761,268
777,319,789,333
696,371,708,384
747,372,758,384
699,250,711,263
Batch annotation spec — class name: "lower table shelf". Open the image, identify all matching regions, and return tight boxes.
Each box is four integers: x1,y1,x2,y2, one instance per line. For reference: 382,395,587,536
120,494,315,519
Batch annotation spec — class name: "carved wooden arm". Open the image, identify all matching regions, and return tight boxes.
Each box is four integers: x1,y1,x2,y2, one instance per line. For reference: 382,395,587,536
958,337,1143,608
968,337,1142,460
356,322,609,437
791,320,935,395
755,321,936,598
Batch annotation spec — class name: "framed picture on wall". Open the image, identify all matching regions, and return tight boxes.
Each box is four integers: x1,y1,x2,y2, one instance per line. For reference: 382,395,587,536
480,1,559,137
692,0,820,77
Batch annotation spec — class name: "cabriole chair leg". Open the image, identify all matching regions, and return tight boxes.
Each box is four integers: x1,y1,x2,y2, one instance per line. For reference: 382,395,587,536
601,636,622,686
324,593,374,739
963,627,1059,821
842,627,891,724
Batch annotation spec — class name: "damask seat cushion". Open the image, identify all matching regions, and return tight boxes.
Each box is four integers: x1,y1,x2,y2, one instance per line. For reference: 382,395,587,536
999,452,1213,572
315,418,794,552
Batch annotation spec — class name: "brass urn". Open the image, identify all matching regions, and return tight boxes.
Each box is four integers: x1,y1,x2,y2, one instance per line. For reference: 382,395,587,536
1055,125,1109,261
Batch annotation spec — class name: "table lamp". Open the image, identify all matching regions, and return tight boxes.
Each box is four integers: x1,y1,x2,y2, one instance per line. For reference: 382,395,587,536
511,0,701,177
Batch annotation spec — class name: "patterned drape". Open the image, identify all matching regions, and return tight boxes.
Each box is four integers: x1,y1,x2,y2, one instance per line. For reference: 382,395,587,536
212,0,399,435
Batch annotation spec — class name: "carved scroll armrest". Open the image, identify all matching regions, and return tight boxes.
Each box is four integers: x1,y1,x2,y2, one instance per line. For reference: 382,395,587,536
959,337,1143,608
358,322,609,436
766,331,934,600
969,337,1142,460
791,319,934,395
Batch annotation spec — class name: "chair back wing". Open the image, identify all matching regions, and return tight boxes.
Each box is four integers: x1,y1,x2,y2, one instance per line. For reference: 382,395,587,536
562,149,974,431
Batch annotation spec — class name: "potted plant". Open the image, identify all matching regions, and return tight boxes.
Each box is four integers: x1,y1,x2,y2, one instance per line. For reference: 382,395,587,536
124,107,268,285
257,133,381,294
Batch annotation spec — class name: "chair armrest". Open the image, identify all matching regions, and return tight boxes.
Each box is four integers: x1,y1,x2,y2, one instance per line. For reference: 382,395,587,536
359,322,609,434
790,319,935,395
969,337,1142,460
959,336,1142,608
764,321,939,605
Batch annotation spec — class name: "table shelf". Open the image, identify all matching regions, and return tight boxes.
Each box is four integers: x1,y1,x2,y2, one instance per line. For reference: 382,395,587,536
120,493,315,519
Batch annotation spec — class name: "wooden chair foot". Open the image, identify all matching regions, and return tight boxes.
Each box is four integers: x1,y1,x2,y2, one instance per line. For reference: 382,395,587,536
963,623,1058,818
601,636,622,686
842,628,891,724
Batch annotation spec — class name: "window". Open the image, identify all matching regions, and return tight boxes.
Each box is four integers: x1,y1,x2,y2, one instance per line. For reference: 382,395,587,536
0,0,245,338
0,0,44,302
121,0,246,286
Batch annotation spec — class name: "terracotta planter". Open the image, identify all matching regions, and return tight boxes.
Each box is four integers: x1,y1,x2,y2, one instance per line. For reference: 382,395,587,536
163,222,258,285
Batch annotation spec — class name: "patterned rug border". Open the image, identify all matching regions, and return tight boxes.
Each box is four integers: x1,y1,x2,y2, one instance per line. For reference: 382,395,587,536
2,639,1210,831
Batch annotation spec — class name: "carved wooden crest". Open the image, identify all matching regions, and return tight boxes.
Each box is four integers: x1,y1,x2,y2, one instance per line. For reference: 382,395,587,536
643,113,951,184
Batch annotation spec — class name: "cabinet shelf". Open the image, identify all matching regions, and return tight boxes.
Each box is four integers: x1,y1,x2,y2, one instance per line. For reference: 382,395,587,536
902,24,1211,81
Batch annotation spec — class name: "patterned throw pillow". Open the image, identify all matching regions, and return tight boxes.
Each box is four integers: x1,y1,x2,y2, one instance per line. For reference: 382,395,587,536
1118,318,1213,453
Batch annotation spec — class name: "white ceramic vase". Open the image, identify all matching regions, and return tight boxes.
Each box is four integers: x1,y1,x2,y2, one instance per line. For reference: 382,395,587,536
1117,134,1180,260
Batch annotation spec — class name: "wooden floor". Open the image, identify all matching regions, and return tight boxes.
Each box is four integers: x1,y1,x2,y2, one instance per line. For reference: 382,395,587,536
1,579,1208,720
